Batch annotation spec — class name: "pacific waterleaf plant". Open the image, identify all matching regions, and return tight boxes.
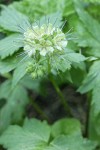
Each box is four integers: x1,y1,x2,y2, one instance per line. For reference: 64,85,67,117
0,2,86,136
0,0,100,149
0,6,85,87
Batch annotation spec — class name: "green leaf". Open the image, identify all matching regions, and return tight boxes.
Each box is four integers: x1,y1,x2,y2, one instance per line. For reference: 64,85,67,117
0,118,96,150
51,50,85,73
78,60,100,93
92,84,100,116
73,0,100,43
12,61,28,88
21,76,44,94
46,135,96,150
88,107,100,143
51,118,81,138
0,5,30,32
0,80,11,99
78,60,100,118
64,52,86,64
38,12,63,28
76,21,100,50
78,60,100,116
63,0,75,17
73,0,100,57
12,0,66,22
0,34,23,59
51,54,71,73
0,56,21,74
70,66,86,87
0,118,50,150
0,80,28,133
23,118,51,142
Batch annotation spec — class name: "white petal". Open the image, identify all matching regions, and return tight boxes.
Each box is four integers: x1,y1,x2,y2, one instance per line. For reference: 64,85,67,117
48,47,54,52
28,48,36,56
60,40,68,47
56,45,62,50
40,48,47,56
24,45,31,51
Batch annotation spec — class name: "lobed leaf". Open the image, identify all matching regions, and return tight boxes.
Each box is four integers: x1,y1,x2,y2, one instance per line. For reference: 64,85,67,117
0,118,50,150
0,118,96,150
45,135,96,150
0,5,30,33
12,62,28,88
78,60,100,94
51,118,81,138
0,34,23,59
0,80,29,133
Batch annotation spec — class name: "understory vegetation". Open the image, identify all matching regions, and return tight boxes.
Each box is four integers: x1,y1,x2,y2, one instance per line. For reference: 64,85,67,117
0,0,100,149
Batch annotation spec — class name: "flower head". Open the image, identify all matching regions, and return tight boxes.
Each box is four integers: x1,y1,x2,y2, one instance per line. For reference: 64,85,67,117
24,23,68,57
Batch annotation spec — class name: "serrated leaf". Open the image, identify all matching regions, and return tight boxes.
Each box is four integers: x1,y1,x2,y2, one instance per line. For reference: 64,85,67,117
46,135,96,150
78,60,100,93
92,84,100,116
0,34,23,59
12,0,66,22
0,80,11,99
51,118,81,138
0,5,30,33
51,55,71,73
0,118,50,150
51,51,85,73
23,118,51,142
78,61,100,116
38,12,63,28
73,0,100,58
76,22,100,49
73,0,100,43
0,56,21,74
0,118,96,150
65,52,86,63
0,80,28,133
12,61,28,88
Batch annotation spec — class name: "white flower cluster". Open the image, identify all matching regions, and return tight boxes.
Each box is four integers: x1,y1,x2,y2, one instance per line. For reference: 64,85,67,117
24,23,68,57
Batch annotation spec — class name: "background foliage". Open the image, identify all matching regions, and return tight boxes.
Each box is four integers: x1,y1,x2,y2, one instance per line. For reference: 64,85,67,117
0,0,100,149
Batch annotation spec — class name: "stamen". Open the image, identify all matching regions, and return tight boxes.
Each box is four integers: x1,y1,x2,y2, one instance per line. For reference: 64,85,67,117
17,24,26,32
31,25,39,36
66,27,73,34
19,55,29,63
53,17,58,27
61,20,67,30
34,20,40,27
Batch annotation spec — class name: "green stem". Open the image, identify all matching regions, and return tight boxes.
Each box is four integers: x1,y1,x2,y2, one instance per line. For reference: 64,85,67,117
50,76,72,116
30,98,50,122
85,93,91,137
48,56,51,73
